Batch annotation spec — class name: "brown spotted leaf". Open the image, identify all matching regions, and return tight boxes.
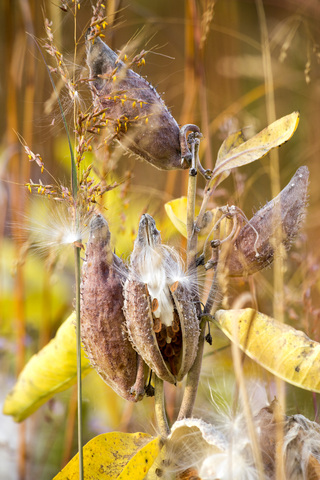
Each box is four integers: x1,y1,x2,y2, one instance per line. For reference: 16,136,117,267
215,308,320,393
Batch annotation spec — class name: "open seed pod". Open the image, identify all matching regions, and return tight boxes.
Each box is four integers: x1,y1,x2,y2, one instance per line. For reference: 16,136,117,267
227,166,309,277
80,214,145,401
85,30,199,170
123,214,200,384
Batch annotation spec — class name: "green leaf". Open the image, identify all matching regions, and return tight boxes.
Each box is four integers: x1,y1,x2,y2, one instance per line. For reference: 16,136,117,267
215,308,320,393
52,432,160,480
211,111,299,184
3,313,91,422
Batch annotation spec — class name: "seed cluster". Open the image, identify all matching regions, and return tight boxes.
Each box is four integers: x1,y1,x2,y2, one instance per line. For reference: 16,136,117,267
154,310,182,377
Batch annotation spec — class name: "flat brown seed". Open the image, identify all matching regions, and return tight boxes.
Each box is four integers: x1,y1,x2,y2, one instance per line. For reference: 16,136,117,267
164,343,175,358
170,281,179,293
167,326,175,338
158,337,167,348
153,317,162,333
172,317,180,333
152,298,159,312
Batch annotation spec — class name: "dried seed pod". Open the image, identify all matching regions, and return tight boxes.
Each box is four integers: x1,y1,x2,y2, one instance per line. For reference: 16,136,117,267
80,214,145,401
85,31,199,170
227,166,309,277
123,214,200,384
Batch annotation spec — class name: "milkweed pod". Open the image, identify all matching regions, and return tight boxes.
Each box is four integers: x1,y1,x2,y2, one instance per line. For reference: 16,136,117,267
123,214,200,384
80,214,145,401
227,166,309,277
85,29,199,170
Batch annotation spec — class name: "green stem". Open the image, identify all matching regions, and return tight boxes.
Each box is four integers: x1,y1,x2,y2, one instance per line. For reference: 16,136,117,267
154,376,170,438
74,244,84,480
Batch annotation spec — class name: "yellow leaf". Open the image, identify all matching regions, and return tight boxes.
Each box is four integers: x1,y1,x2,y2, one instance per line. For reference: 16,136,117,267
213,130,246,187
164,197,233,244
3,313,91,422
52,432,160,480
215,308,320,393
117,436,161,479
164,196,189,237
211,111,299,183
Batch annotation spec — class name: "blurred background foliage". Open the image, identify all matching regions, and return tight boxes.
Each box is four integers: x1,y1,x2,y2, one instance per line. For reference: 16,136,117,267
1,0,320,479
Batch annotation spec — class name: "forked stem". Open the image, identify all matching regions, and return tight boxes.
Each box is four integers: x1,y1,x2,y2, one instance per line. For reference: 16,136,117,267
154,376,170,438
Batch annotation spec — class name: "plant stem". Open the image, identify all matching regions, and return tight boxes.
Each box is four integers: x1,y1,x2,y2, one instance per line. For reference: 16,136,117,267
230,312,265,480
256,3,285,478
186,137,199,270
154,376,170,438
74,243,84,480
177,326,205,420
178,135,205,420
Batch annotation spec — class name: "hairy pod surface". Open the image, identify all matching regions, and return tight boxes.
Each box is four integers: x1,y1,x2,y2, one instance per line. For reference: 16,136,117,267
80,214,145,401
86,32,198,170
123,214,200,384
227,166,309,277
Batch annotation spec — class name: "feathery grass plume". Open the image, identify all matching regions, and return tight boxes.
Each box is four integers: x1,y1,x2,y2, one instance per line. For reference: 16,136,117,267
85,31,199,170
15,198,89,258
80,214,145,402
124,214,200,385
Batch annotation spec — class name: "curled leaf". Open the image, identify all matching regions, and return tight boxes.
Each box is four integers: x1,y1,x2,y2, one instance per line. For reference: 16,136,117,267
164,196,189,238
215,308,320,393
53,432,160,480
3,313,91,422
211,111,300,184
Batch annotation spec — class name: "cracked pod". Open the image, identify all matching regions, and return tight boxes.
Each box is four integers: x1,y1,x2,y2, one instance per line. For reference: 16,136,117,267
124,214,200,384
227,166,309,277
86,31,199,170
80,214,145,401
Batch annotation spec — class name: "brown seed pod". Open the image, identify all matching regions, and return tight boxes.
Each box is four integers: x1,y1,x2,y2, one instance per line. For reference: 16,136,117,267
123,214,200,384
85,31,199,170
227,166,309,277
80,214,145,401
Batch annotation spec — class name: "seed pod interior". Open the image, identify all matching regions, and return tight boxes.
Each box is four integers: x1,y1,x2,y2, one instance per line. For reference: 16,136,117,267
124,214,200,384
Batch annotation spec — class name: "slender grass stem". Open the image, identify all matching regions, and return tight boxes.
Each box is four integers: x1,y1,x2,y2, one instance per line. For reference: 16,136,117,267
74,244,84,480
256,3,285,478
154,376,170,438
72,7,83,478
